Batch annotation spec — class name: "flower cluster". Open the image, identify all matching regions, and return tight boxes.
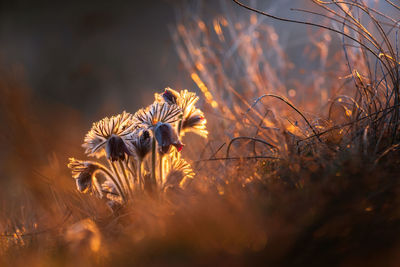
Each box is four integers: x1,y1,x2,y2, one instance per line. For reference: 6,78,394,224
68,88,207,210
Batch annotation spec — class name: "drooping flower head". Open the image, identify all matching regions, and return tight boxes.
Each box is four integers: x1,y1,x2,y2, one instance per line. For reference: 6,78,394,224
67,158,102,195
156,88,208,138
105,134,132,161
154,122,183,154
133,102,184,154
82,111,136,159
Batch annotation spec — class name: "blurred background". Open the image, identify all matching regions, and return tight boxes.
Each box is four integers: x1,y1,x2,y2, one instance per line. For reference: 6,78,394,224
0,0,191,119
0,0,319,119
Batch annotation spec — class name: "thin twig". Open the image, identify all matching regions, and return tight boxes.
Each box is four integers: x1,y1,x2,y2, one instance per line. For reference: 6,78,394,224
247,94,323,142
0,210,72,238
231,0,388,72
194,156,282,163
299,103,400,143
226,136,277,158
374,143,400,165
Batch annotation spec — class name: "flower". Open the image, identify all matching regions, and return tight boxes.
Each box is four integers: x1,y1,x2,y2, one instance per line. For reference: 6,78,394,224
67,158,101,195
154,122,183,154
127,128,152,161
181,112,207,137
176,89,208,138
163,152,195,190
82,111,136,158
155,87,179,105
133,102,182,128
156,88,208,138
105,134,132,161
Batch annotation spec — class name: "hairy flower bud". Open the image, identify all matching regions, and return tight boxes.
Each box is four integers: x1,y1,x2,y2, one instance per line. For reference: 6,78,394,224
128,128,152,160
161,88,179,104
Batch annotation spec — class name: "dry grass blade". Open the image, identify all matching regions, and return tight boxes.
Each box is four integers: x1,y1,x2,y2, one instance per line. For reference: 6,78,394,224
248,94,323,142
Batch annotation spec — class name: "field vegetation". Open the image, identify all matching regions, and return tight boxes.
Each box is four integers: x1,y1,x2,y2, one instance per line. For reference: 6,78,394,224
1,0,400,266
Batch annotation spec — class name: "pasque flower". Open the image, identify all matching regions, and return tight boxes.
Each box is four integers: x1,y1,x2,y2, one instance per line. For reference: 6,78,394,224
133,102,182,128
105,134,132,161
82,111,135,159
67,158,101,195
156,88,208,138
156,87,180,105
154,122,183,154
163,152,194,191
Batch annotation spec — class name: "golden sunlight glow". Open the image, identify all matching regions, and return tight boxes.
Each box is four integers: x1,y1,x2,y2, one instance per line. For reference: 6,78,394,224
65,219,101,252
379,53,400,65
250,14,257,25
195,62,205,72
286,124,297,134
191,72,219,108
198,20,206,32
211,101,218,108
213,17,226,42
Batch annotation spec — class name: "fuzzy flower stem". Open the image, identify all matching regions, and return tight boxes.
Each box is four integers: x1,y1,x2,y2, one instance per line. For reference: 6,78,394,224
151,135,157,192
137,159,143,191
177,119,183,136
98,165,125,202
159,153,164,188
125,157,136,183
126,157,137,186
119,160,134,200
110,161,127,201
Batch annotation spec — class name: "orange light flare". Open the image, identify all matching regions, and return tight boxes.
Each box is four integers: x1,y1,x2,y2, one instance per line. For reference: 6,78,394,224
213,16,228,42
191,72,218,108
